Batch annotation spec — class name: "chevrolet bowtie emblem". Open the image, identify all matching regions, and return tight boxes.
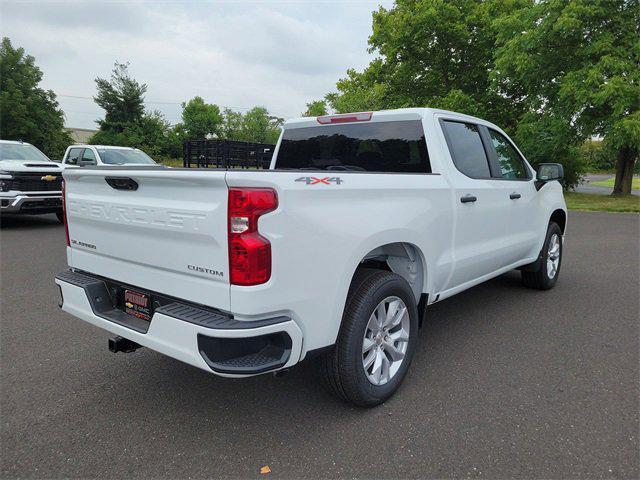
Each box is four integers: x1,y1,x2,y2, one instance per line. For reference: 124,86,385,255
41,175,57,181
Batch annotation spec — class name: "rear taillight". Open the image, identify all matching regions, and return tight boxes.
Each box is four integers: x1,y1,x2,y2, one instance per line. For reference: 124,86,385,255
62,179,70,246
228,188,278,286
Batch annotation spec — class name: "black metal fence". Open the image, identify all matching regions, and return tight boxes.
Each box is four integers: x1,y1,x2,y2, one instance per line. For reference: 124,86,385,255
183,139,275,169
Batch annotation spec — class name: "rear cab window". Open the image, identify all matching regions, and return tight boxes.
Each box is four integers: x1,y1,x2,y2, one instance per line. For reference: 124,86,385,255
275,120,431,173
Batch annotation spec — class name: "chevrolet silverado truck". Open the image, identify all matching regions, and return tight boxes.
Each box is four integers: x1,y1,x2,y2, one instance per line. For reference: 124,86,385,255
0,140,64,221
55,108,566,406
61,145,159,168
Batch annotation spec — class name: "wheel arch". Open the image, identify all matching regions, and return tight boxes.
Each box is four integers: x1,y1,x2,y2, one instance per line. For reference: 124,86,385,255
355,242,426,305
550,208,567,234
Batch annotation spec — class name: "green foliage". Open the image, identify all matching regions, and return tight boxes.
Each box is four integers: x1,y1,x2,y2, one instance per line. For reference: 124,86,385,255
90,111,174,158
220,108,244,140
493,0,640,192
181,96,222,139
326,1,525,127
0,37,72,159
325,62,389,113
92,79,283,162
302,100,328,117
94,62,146,133
512,113,585,189
219,107,282,144
240,107,282,144
576,139,635,173
91,63,180,160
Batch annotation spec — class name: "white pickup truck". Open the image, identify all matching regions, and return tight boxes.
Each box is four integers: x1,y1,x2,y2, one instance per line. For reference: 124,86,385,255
55,108,566,406
61,145,159,168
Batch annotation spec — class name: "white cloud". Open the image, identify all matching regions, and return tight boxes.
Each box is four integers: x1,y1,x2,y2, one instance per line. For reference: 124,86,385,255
0,0,392,129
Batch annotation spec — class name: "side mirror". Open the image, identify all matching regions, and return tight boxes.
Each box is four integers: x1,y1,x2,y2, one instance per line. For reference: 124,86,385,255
536,163,564,182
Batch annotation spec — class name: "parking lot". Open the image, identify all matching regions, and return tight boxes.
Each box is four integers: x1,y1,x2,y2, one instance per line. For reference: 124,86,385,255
1,211,638,479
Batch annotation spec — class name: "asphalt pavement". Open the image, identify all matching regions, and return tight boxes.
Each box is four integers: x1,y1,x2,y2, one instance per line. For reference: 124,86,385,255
1,211,639,479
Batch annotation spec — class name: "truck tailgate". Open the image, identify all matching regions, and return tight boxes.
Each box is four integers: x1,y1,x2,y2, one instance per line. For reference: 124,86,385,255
63,168,230,311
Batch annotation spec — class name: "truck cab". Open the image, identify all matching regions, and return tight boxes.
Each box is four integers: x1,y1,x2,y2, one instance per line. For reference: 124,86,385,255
61,145,159,168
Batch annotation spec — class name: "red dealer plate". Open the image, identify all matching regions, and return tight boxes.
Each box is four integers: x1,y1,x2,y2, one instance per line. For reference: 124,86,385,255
123,289,152,321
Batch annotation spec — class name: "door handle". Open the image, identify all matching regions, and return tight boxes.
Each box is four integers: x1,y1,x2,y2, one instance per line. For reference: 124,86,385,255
460,195,477,204
105,177,139,191
509,193,522,200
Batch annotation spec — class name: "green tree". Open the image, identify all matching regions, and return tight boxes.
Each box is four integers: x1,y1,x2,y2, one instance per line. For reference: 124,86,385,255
493,0,640,195
511,113,585,188
91,63,181,160
220,107,282,143
220,108,244,140
90,110,173,158
302,100,328,117
325,1,526,127
181,96,222,139
94,62,146,133
241,107,282,143
0,37,72,159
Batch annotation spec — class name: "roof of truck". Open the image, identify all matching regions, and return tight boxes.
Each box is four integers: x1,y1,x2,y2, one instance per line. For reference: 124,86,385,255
284,107,489,129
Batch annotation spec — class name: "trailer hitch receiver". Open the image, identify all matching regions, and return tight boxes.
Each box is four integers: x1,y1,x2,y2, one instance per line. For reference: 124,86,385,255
108,336,142,353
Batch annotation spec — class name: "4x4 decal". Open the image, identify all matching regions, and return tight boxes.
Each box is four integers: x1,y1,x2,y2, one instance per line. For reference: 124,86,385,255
295,176,343,185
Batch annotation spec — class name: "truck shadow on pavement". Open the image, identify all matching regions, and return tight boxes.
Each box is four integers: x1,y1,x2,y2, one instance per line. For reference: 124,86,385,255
0,213,62,230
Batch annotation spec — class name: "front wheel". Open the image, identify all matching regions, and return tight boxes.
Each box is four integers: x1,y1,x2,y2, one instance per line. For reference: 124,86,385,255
317,269,419,407
521,222,563,290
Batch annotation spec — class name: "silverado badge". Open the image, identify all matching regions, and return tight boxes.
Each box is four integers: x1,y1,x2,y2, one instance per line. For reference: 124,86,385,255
41,175,57,181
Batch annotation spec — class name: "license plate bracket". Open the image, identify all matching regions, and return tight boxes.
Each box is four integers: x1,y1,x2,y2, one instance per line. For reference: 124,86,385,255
122,289,152,321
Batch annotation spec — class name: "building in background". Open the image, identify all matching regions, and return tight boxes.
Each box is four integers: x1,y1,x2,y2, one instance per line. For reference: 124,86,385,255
65,127,97,144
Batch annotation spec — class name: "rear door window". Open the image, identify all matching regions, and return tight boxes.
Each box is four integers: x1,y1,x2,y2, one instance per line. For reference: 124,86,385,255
275,120,431,173
441,121,491,178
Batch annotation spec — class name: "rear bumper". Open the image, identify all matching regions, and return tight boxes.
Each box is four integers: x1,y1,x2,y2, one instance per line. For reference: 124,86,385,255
0,193,62,214
54,270,303,377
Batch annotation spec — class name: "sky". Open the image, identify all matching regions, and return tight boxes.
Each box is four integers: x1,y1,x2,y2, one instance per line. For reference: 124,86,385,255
1,0,392,129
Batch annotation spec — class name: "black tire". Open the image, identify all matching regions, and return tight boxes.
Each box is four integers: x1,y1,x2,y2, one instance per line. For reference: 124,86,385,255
56,210,64,224
317,268,419,407
521,222,563,290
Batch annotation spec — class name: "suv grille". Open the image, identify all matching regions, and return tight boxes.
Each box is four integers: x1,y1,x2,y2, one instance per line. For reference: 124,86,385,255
9,172,62,192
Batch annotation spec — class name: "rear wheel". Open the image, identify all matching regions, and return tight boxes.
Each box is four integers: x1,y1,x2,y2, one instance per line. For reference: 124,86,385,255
317,269,418,407
521,222,563,290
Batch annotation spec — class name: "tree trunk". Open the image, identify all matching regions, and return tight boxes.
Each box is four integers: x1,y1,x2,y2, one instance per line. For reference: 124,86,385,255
612,146,637,195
